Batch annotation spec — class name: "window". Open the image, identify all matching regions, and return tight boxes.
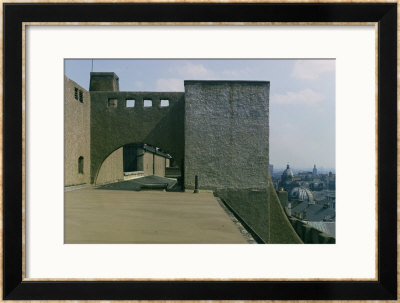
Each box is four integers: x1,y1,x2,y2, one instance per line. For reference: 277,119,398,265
74,87,78,100
160,99,169,107
126,99,135,107
78,156,84,174
79,90,83,103
108,98,118,108
143,99,152,107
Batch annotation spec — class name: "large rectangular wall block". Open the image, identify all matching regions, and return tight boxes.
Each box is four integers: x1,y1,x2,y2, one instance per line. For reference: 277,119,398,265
184,81,270,190
64,77,91,186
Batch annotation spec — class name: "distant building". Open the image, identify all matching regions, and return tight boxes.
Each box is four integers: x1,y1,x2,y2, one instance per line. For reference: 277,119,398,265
279,164,299,192
280,164,293,185
290,186,314,204
269,164,274,175
274,162,336,241
123,143,171,177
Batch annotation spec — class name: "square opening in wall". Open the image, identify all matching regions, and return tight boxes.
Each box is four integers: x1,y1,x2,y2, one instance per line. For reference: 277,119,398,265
144,99,152,107
126,99,135,107
108,98,118,108
160,99,169,107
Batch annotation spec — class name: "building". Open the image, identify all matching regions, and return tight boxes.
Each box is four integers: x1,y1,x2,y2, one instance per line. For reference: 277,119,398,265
274,163,336,241
289,186,314,204
123,143,171,177
65,73,305,243
65,76,92,186
66,73,270,189
312,164,318,175
279,164,298,191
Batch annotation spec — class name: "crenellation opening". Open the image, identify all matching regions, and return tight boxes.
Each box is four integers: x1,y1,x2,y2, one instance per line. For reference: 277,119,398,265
160,99,169,107
126,99,135,108
143,99,152,107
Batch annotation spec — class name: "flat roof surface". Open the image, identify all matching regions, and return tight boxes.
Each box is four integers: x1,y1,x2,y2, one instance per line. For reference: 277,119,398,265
65,188,249,244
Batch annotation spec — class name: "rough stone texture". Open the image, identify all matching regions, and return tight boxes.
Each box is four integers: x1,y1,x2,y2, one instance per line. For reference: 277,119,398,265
64,76,91,186
90,91,184,184
184,81,270,190
267,178,303,243
216,177,302,244
277,190,289,208
95,147,123,185
183,81,301,244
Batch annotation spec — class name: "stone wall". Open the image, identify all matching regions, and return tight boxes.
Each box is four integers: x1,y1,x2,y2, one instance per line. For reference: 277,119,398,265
64,76,91,186
95,147,124,185
216,177,302,243
184,81,270,190
90,90,185,184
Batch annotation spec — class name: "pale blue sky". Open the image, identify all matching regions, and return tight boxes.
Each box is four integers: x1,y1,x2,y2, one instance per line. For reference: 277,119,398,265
65,59,335,171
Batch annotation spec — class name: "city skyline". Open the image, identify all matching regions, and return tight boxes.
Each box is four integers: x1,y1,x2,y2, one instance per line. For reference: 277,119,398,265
271,164,335,173
65,59,335,170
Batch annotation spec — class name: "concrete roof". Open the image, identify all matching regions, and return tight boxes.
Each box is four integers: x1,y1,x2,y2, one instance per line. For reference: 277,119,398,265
65,185,250,244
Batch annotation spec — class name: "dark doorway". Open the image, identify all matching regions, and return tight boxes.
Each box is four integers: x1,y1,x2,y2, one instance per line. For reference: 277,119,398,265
123,144,140,172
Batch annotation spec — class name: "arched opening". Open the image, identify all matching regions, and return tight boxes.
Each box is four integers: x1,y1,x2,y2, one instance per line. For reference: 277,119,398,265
95,142,182,188
122,143,176,179
78,156,84,174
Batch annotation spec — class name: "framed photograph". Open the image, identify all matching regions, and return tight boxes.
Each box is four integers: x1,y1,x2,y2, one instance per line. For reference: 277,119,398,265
3,1,397,300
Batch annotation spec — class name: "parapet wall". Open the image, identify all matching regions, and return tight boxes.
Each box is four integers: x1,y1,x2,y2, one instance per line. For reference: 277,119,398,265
216,177,302,244
184,81,270,190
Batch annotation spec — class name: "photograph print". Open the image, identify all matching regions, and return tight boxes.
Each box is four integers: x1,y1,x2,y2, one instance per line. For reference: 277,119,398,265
64,59,335,244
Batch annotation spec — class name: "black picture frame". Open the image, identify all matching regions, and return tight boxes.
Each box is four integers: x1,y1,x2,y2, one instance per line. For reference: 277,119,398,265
3,2,397,300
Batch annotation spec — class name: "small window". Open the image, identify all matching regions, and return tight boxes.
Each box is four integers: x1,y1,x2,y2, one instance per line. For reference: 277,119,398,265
108,98,118,108
79,90,83,103
160,99,169,107
78,156,84,174
126,99,135,107
143,99,152,107
74,87,78,100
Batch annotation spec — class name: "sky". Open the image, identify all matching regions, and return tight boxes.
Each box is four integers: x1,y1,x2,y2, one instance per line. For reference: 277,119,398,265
65,59,335,171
